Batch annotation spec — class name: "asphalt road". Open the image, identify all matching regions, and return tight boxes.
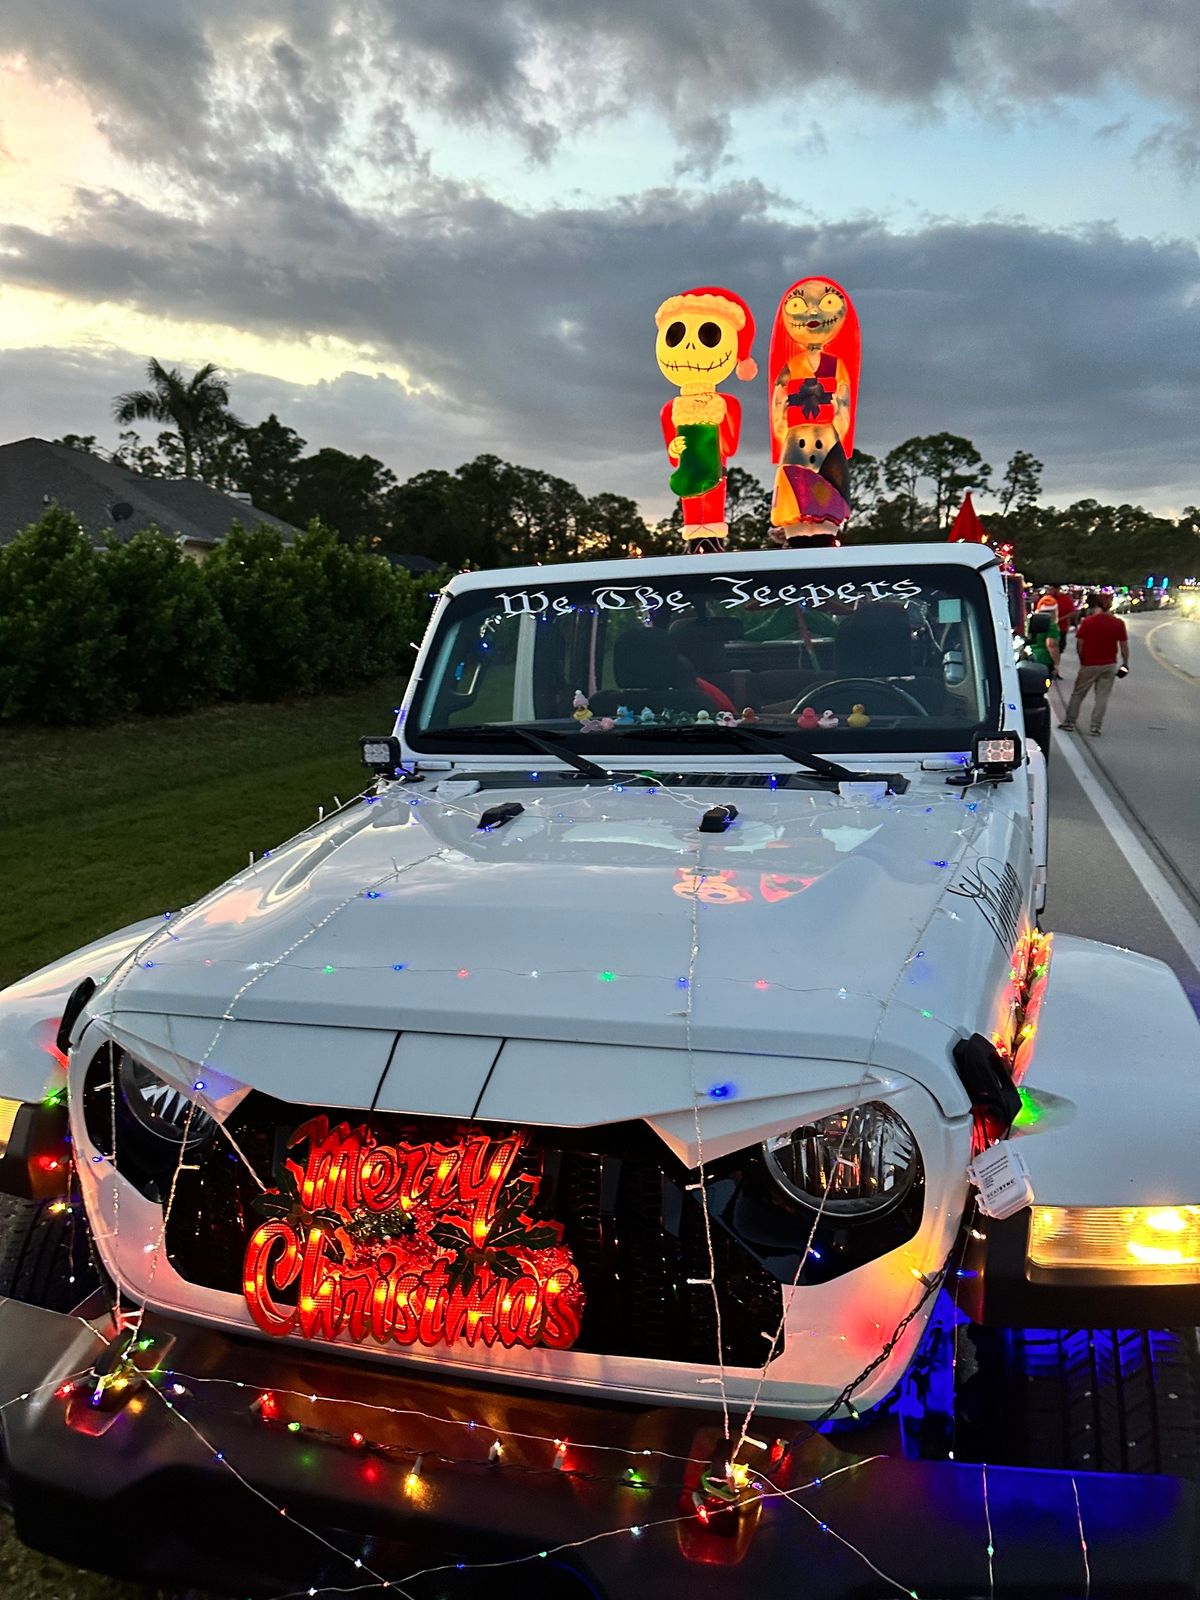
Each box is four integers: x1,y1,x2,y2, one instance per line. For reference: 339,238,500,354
1043,611,1200,1012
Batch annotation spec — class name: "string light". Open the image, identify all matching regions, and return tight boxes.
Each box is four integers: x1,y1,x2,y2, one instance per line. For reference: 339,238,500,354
56,770,1033,1598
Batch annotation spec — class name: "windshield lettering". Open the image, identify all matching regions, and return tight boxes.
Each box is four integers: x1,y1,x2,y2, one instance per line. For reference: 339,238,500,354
710,575,922,611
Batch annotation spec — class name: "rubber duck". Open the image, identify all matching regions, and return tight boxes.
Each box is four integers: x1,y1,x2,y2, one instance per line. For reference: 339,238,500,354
741,707,758,723
796,707,821,731
694,709,713,724
847,704,871,728
572,690,591,723
615,705,634,725
716,710,738,727
639,706,657,724
818,709,839,730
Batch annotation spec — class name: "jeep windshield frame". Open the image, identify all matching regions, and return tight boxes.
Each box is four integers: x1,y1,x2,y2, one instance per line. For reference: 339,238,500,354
406,559,1003,760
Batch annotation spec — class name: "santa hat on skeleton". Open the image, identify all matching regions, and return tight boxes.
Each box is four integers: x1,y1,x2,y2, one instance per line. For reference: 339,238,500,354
654,286,758,381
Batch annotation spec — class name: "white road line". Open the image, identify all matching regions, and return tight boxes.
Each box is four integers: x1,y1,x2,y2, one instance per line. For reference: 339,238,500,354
1147,620,1200,682
1052,723,1200,979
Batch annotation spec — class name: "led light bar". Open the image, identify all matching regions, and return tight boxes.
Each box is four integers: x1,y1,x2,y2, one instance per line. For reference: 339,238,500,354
974,730,1021,774
360,734,403,774
1028,1205,1200,1279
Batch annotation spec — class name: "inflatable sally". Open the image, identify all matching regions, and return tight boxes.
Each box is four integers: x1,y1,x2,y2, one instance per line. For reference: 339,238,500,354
767,276,860,547
654,286,757,554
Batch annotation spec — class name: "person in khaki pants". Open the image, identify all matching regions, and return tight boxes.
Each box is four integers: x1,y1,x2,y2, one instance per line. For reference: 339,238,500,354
1060,591,1129,735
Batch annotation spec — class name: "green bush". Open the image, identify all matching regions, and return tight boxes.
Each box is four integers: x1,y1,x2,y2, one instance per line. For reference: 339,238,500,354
291,524,414,692
0,510,442,725
0,509,123,724
201,524,319,700
104,530,232,714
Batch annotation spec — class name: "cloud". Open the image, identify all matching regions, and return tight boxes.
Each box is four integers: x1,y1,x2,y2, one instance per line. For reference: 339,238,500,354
3,0,1198,175
1,179,1196,513
0,2,1196,515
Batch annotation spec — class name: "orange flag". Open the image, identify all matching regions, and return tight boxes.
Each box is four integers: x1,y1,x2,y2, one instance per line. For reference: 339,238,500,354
948,491,988,543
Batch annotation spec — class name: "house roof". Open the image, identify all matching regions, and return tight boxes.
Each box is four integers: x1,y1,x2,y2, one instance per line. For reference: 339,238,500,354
0,437,301,548
388,552,442,574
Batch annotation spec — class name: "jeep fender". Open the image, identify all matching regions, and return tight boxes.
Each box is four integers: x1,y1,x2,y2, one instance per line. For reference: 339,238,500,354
0,919,162,1104
1010,934,1200,1206
962,934,1200,1328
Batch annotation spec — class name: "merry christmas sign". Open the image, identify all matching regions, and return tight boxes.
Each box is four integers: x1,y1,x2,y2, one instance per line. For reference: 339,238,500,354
243,1118,585,1352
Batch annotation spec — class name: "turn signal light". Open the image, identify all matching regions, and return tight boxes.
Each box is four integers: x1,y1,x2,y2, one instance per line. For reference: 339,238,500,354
1029,1205,1200,1277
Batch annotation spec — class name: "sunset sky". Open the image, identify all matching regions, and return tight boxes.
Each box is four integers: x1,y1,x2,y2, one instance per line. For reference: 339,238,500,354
1,1,1197,517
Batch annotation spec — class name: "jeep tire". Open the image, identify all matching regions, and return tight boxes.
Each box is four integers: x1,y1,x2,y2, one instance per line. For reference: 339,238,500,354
963,1326,1200,1479
0,1194,98,1313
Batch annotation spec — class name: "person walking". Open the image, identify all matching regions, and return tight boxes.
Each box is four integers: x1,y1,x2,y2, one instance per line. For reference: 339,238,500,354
1060,591,1129,735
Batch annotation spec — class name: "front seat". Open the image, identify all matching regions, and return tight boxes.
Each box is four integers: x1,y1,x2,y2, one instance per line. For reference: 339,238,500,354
830,603,946,713
833,603,914,678
589,627,708,716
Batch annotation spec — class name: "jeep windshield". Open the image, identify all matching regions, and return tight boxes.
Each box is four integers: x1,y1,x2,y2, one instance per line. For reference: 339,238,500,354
407,561,1002,759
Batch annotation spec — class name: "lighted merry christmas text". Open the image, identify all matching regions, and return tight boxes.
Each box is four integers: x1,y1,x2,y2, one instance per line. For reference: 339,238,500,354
243,1118,584,1353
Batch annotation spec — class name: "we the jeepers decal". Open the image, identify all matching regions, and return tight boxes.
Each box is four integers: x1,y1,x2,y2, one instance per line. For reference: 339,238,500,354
243,1119,584,1352
491,575,922,617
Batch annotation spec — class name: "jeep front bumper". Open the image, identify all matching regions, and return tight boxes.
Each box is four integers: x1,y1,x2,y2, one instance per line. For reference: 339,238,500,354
1,1298,1198,1597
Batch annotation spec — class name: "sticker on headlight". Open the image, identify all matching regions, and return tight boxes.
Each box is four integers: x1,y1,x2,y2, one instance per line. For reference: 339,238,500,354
242,1119,584,1352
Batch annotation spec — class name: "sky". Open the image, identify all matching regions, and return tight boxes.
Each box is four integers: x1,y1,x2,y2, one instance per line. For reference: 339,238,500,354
0,0,1197,520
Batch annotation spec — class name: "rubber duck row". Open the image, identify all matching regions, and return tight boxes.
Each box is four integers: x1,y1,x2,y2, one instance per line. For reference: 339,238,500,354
569,692,869,732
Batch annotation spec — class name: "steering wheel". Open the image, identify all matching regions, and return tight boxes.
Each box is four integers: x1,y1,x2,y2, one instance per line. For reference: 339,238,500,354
791,677,930,717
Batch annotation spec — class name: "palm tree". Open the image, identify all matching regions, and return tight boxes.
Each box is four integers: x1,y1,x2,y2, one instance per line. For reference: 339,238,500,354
112,360,240,480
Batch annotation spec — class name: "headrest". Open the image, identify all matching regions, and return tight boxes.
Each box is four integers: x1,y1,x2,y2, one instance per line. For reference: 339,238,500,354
833,603,914,678
613,626,689,690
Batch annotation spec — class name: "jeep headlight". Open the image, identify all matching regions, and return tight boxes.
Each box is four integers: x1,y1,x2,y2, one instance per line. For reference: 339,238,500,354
763,1102,919,1218
117,1053,216,1149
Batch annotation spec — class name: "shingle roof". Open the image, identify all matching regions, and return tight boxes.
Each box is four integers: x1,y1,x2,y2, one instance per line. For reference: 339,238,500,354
0,438,301,547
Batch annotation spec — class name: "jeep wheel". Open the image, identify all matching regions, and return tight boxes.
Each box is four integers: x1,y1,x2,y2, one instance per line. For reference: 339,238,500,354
0,1194,98,1313
962,1326,1200,1478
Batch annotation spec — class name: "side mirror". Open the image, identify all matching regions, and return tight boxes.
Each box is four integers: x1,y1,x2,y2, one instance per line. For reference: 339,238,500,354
1017,660,1050,704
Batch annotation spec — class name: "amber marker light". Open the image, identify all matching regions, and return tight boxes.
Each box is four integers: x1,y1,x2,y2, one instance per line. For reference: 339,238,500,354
1028,1205,1200,1277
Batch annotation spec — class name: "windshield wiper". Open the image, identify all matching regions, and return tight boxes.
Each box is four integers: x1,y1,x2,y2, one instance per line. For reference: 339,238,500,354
424,724,611,781
623,723,908,791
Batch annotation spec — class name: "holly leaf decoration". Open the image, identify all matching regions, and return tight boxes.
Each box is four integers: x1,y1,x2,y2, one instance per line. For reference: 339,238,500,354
429,1216,472,1253
487,1249,526,1281
444,1253,477,1294
512,1224,561,1251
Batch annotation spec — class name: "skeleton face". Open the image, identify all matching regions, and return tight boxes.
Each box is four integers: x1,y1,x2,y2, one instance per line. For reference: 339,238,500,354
782,279,846,346
656,307,740,387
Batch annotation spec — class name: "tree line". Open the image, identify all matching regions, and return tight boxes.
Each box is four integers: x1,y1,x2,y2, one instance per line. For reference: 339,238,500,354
0,510,439,726
52,359,1199,585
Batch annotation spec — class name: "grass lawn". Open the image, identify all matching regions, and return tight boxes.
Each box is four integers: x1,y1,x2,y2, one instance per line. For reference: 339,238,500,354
0,681,404,991
0,682,403,1597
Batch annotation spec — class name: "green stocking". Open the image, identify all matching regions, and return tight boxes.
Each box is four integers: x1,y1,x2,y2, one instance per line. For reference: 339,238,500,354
669,423,722,498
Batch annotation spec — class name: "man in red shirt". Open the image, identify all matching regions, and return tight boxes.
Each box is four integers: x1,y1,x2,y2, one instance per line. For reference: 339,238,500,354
1060,592,1129,735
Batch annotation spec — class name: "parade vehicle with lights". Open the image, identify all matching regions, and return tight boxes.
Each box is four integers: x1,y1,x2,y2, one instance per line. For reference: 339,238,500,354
2,540,1200,1598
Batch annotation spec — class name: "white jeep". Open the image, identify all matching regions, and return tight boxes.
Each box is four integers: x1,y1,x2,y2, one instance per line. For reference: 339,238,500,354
1,542,1199,1598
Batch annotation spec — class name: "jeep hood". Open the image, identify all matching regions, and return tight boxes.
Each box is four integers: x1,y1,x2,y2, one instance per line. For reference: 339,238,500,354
87,779,1022,1121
